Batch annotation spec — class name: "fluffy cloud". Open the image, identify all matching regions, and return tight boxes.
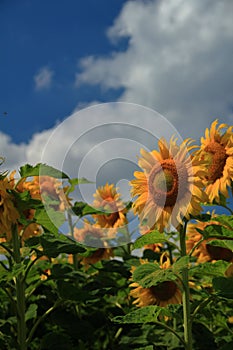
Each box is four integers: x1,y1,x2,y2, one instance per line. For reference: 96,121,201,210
76,0,233,138
2,0,233,190
0,132,27,172
34,66,54,91
0,103,181,206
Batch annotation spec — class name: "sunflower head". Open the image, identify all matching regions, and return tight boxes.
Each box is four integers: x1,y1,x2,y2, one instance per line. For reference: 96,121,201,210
80,248,114,269
92,183,127,229
130,255,182,307
199,119,233,202
131,137,207,232
73,221,107,247
0,176,20,240
139,225,163,253
186,216,233,263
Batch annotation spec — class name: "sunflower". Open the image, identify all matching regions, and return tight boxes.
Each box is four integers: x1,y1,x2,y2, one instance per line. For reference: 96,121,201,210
73,221,106,247
130,137,207,232
92,183,127,229
140,225,163,253
198,119,233,202
0,176,20,240
130,254,182,307
80,248,113,269
17,176,70,211
186,218,233,263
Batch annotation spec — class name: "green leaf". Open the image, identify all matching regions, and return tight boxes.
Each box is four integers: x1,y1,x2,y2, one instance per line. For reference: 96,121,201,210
213,192,227,206
10,190,42,212
133,230,170,249
113,305,171,324
19,163,69,179
34,207,65,234
25,233,86,257
67,177,94,195
190,261,230,277
132,263,177,288
41,332,73,349
212,277,233,298
71,201,107,217
190,213,212,222
40,234,86,258
172,256,190,273
25,303,38,322
201,224,233,240
206,239,233,251
213,215,233,230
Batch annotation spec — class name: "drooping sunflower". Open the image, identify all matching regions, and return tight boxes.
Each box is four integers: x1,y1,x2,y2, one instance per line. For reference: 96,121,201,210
19,209,42,241
186,218,233,263
0,176,20,240
131,137,207,232
80,248,114,268
73,221,106,247
17,175,70,211
198,119,233,202
130,254,182,307
139,225,163,253
92,183,127,229
0,172,42,242
73,221,114,267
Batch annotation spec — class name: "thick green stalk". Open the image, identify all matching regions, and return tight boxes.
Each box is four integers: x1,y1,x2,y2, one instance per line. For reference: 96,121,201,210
180,220,192,350
12,225,27,350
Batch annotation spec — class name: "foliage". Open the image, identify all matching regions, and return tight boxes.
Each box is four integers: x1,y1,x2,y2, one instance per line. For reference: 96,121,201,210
0,120,233,349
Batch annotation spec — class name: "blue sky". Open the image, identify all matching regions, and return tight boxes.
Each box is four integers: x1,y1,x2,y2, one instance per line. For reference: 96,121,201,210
0,0,233,184
0,0,126,143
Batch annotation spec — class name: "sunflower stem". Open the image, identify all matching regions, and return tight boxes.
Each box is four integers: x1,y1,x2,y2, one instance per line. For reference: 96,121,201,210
67,210,79,269
180,219,192,350
12,224,27,350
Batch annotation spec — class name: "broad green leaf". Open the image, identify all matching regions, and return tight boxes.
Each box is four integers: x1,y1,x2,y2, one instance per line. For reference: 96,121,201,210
206,239,233,251
190,213,212,222
213,193,227,207
19,163,69,179
67,177,94,195
172,256,190,273
113,305,171,324
189,260,230,277
40,234,86,258
10,190,42,212
212,277,233,298
213,215,233,230
34,207,65,234
25,233,86,257
71,201,107,217
133,230,170,249
201,224,233,239
25,303,38,322
132,263,177,288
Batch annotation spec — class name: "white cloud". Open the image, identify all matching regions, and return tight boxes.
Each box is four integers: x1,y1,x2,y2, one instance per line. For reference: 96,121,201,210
76,0,233,139
0,132,27,173
2,0,233,187
34,66,54,91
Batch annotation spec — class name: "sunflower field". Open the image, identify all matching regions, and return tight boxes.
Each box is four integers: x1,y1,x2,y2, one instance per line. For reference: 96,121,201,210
0,120,233,350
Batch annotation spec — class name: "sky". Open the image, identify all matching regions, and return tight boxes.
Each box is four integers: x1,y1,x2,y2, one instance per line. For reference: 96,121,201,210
1,0,233,196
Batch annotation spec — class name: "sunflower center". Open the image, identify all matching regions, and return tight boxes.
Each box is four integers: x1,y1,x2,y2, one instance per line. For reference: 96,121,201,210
204,142,227,182
153,170,174,193
148,160,179,207
91,248,105,259
150,281,177,301
101,200,120,226
206,244,233,262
